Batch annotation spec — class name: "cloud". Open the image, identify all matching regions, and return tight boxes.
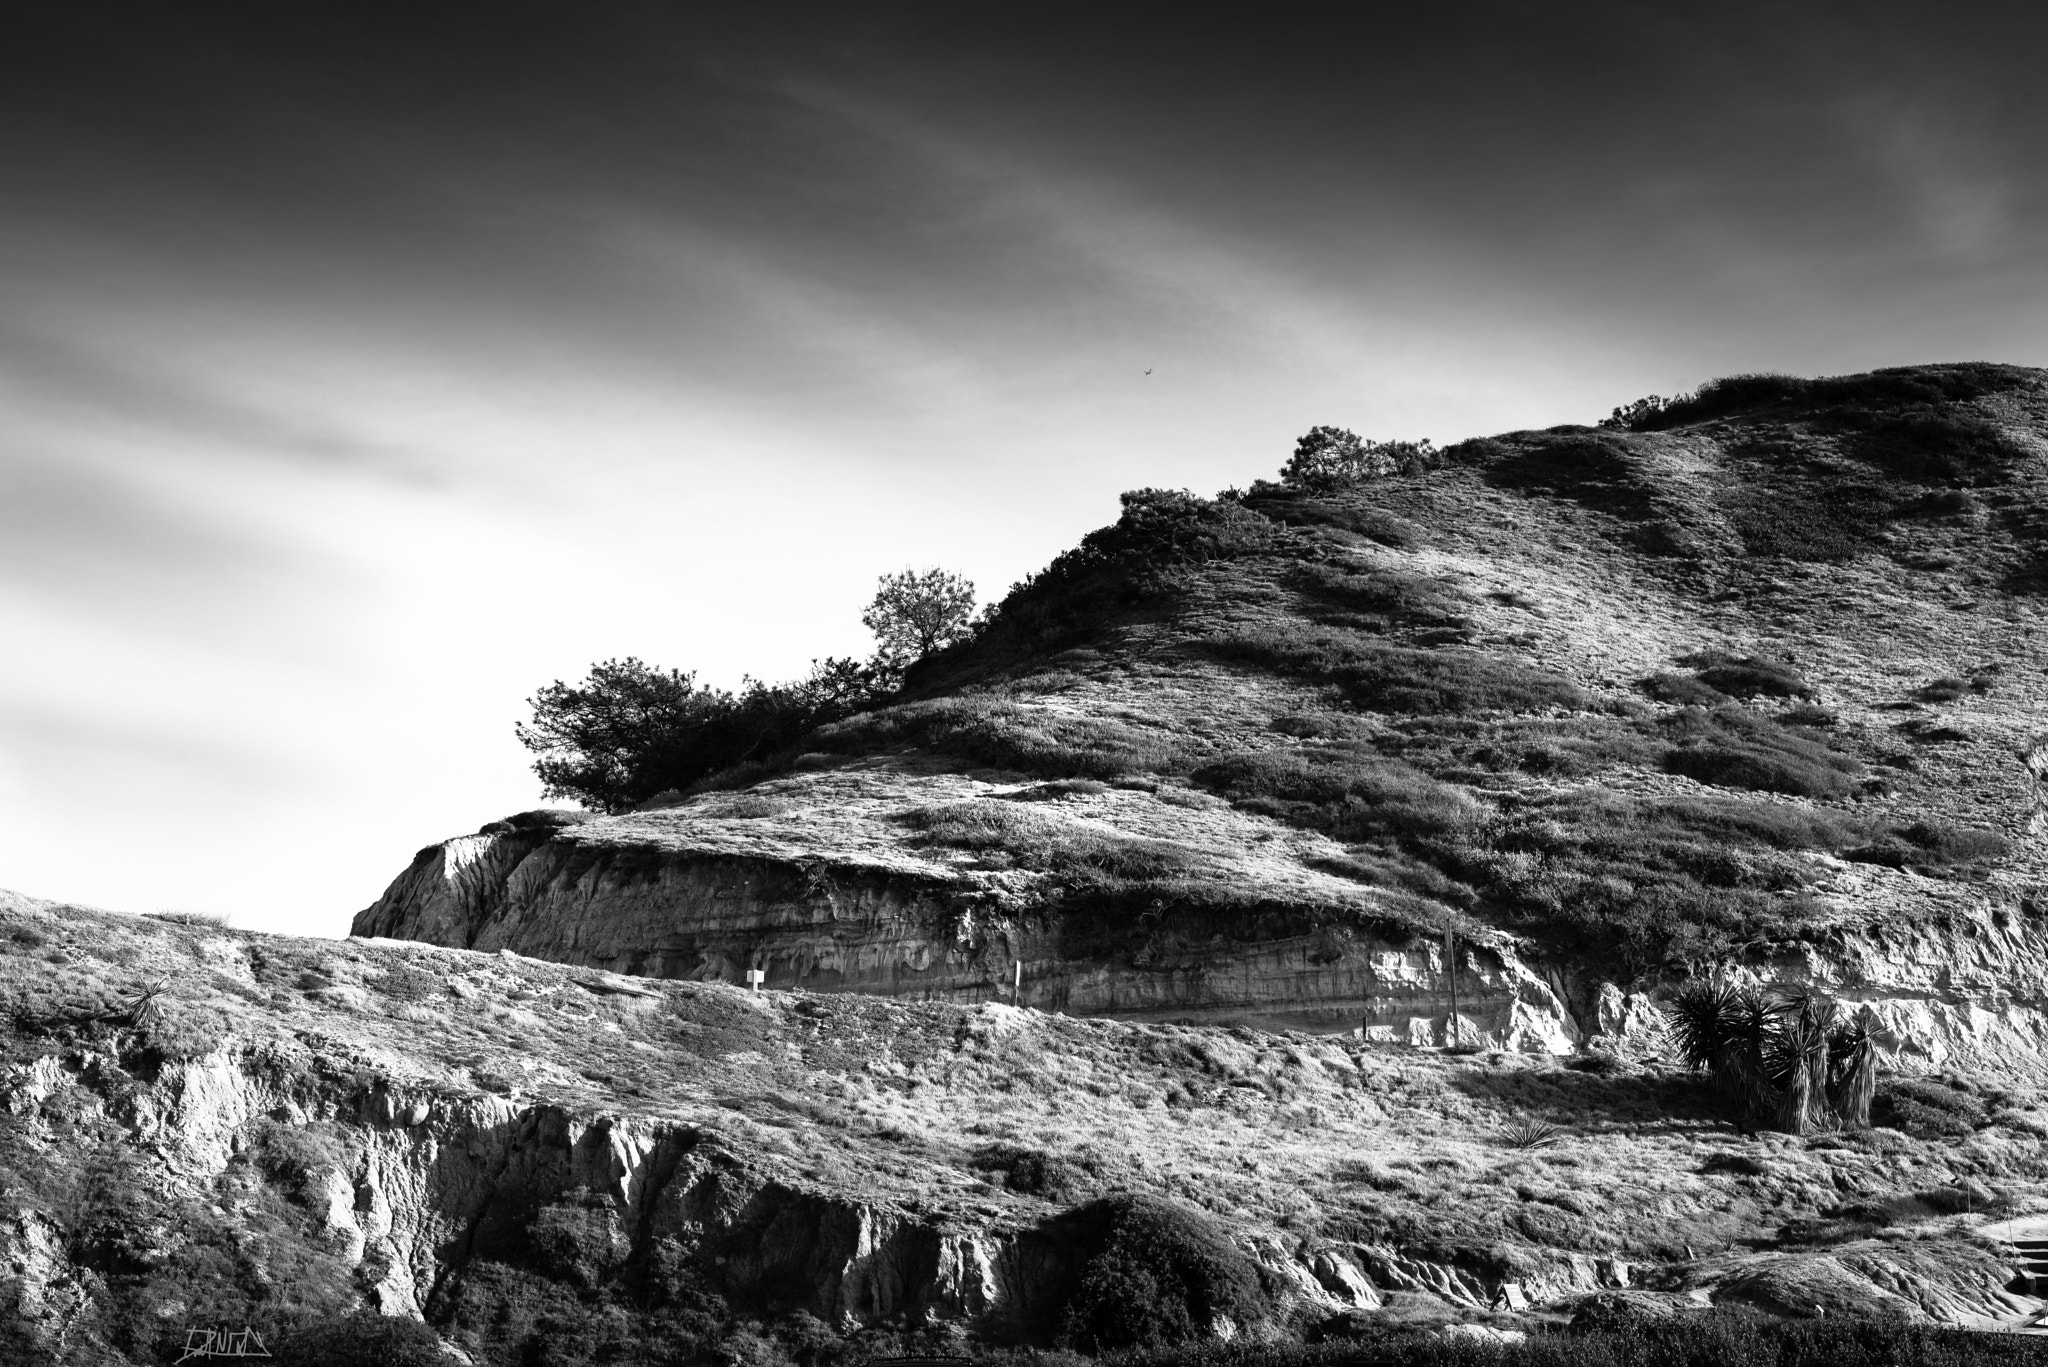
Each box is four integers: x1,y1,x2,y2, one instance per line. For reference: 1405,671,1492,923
0,320,444,486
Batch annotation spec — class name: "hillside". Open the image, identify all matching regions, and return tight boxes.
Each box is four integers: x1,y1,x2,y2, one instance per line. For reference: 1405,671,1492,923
9,890,2048,1364
362,363,2048,1076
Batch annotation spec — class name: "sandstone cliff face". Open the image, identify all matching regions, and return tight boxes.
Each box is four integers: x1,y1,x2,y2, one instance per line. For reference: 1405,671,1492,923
10,896,2048,1362
354,784,1582,1054
356,783,2048,1076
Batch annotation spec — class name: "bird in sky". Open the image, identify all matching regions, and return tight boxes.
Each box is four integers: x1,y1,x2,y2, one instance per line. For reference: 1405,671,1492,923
1144,368,1152,375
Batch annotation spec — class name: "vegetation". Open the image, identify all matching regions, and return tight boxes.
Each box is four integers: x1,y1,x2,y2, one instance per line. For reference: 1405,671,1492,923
1050,1194,1274,1352
865,566,980,681
1105,1313,2048,1366
1279,426,1439,492
517,655,880,811
1665,984,1885,1135
1660,705,1861,798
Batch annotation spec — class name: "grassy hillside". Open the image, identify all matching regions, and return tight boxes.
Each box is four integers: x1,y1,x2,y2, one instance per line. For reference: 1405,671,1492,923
698,363,2048,980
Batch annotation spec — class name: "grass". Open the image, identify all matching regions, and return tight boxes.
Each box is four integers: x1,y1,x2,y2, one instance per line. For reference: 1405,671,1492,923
1239,487,1425,548
819,693,1190,781
1479,432,1662,520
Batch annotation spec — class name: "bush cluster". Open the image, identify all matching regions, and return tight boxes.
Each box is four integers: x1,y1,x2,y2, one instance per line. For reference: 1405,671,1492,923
517,657,881,812
1601,363,2033,433
1047,1195,1273,1353
1278,426,1440,492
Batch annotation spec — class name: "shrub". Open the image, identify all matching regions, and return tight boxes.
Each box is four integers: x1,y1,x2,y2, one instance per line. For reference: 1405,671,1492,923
1482,432,1659,519
1193,749,1474,842
1874,1077,1987,1139
968,1144,1090,1200
1203,627,1584,715
1291,564,1469,633
1919,676,1970,702
1280,427,1438,492
1641,672,1727,706
517,657,881,812
1238,488,1422,547
1844,406,2025,486
1051,1195,1272,1352
1844,820,2010,875
267,1315,446,1367
1429,788,1844,974
1678,652,1811,699
1662,706,1860,798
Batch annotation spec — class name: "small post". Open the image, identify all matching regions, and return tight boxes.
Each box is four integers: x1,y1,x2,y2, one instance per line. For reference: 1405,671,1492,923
746,968,765,995
1014,961,1023,1004
1445,928,1459,1049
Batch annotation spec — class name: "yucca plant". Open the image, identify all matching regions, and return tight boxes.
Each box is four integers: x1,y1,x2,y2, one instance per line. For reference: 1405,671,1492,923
1826,1004,1884,1129
1668,980,1884,1135
120,977,171,1032
1502,1115,1562,1150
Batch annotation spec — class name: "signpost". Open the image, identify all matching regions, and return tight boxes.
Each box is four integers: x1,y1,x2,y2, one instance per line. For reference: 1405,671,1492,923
1013,961,1022,1004
746,968,765,994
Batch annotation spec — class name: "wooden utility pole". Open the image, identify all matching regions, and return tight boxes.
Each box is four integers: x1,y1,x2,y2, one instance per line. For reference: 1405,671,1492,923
1445,928,1459,1049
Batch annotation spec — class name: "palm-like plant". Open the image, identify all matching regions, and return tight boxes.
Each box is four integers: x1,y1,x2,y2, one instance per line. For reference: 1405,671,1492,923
1667,981,1885,1135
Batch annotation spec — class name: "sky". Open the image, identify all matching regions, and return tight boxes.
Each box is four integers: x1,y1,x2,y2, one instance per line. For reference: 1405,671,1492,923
3,3,2046,936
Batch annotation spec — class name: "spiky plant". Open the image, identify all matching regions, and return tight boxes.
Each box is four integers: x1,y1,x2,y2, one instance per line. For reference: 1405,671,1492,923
1668,983,1773,1126
1762,988,1839,1134
120,977,171,1032
1502,1115,1562,1150
1827,1005,1883,1129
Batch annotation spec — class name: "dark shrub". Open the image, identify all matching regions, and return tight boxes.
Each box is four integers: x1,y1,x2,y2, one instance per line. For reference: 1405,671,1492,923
1844,406,2024,486
1679,652,1812,699
1641,672,1727,706
1919,676,1970,702
1701,1153,1771,1176
1663,706,1861,798
1778,703,1837,729
267,1315,446,1367
1483,432,1660,519
1051,1195,1271,1352
1192,750,1474,840
968,1144,1090,1200
1239,488,1423,548
1291,564,1469,632
1203,628,1584,715
1873,1078,1986,1140
1845,820,2009,875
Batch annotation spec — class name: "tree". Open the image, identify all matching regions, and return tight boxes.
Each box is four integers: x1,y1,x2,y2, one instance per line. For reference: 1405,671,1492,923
516,655,879,812
862,567,977,678
1280,426,1438,492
